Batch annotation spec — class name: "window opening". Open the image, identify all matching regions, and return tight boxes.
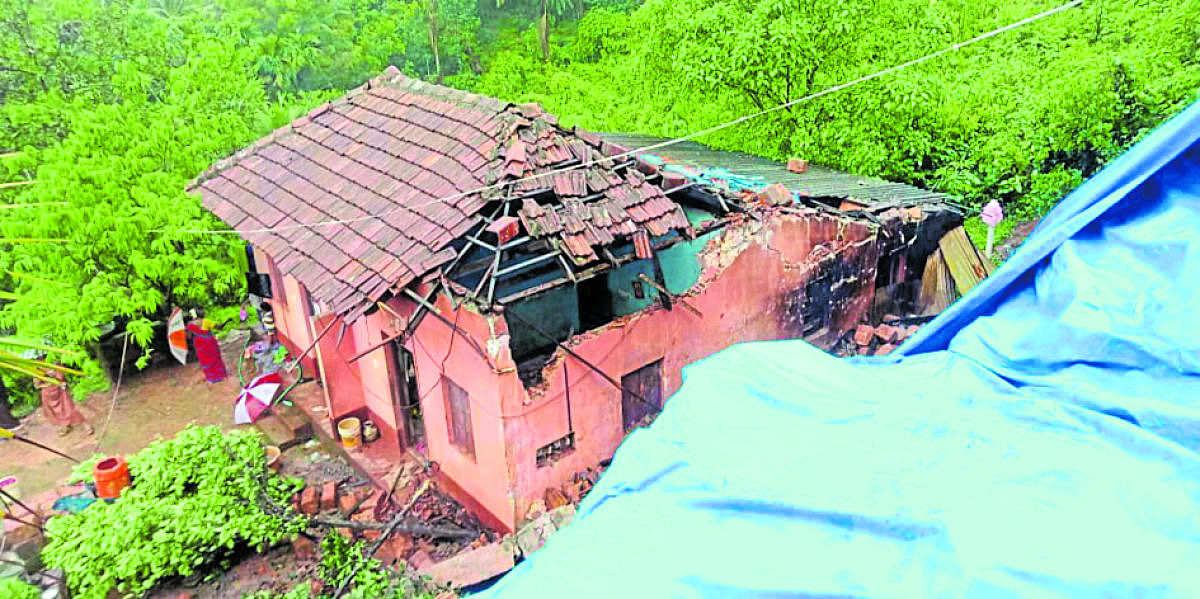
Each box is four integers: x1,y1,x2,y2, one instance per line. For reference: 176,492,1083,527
621,359,664,432
442,377,475,459
536,432,576,468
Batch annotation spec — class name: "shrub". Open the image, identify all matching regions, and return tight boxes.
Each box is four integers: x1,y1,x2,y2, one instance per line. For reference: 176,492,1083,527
42,426,306,599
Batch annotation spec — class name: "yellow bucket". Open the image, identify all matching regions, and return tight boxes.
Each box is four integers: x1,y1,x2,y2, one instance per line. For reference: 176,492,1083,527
338,417,362,450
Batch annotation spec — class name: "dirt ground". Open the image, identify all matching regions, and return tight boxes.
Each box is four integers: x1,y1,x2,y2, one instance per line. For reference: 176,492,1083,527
5,333,248,503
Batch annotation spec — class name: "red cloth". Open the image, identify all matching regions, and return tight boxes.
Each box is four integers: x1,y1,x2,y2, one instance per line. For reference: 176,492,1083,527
187,323,227,383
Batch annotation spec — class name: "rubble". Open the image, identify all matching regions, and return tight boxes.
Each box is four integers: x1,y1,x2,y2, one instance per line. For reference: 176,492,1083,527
843,319,926,357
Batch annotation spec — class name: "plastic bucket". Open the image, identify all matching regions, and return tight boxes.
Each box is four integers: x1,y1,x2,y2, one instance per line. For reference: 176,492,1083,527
338,417,361,450
93,456,130,499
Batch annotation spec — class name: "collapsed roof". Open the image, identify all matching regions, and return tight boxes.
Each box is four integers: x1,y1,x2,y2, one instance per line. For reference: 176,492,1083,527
190,67,955,322
189,66,693,320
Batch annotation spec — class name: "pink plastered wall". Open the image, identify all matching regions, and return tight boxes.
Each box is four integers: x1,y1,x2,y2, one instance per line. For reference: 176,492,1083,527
402,285,521,532
498,213,880,524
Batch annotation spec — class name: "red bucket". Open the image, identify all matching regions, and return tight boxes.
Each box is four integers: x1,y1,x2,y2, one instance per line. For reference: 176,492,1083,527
93,456,130,499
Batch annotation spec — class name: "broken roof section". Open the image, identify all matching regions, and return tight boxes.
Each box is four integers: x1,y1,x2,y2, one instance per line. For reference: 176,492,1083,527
188,66,692,320
190,67,955,322
601,134,949,210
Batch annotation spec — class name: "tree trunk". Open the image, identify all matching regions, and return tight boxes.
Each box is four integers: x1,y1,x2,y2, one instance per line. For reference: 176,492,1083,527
426,0,441,80
0,379,19,429
538,9,550,62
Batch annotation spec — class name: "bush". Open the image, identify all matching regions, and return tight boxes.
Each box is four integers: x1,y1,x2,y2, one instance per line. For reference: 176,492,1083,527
0,577,40,599
42,426,306,599
317,533,438,599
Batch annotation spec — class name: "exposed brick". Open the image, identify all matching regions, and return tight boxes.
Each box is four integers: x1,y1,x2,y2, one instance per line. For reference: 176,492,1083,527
339,493,359,516
758,183,793,206
853,324,874,346
320,481,337,512
299,487,319,515
874,324,899,343
377,535,414,565
544,487,569,510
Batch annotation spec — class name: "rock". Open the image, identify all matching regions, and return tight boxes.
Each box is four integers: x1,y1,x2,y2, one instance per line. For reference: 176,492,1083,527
319,481,337,512
418,542,516,588
853,324,874,346
786,158,808,173
874,344,896,356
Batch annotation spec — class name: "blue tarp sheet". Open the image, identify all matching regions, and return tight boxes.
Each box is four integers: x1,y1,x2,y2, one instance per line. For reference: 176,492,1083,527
480,100,1200,598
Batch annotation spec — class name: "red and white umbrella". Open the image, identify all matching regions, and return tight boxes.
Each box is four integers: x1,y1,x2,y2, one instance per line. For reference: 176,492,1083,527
167,308,187,365
233,372,282,425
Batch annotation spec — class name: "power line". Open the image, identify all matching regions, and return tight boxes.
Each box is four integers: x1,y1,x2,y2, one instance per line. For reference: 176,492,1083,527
173,0,1081,237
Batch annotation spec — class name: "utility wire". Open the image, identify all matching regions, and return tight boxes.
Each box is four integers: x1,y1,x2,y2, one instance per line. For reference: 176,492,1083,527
174,0,1082,237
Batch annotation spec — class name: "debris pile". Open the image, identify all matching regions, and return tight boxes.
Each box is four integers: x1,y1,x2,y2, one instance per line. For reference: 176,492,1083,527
843,317,923,356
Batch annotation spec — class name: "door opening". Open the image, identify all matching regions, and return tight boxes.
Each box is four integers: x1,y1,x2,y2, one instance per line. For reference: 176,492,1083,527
577,274,614,332
388,339,425,453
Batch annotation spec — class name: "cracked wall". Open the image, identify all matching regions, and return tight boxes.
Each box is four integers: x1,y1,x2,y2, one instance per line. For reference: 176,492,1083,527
499,210,879,526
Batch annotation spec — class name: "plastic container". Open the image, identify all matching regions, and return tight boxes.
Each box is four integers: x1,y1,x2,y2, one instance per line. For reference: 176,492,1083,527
265,445,282,470
338,417,361,450
362,420,379,443
93,456,130,499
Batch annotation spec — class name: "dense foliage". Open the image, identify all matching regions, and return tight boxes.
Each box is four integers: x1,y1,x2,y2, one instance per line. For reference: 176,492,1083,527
42,426,306,599
2,0,1198,396
460,0,1200,219
318,533,438,599
0,577,40,599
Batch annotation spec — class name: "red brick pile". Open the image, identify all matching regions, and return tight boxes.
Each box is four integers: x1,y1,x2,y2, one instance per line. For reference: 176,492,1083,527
542,464,608,511
850,319,921,356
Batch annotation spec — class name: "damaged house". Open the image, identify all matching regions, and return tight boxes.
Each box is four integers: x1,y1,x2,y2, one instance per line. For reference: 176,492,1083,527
189,67,979,532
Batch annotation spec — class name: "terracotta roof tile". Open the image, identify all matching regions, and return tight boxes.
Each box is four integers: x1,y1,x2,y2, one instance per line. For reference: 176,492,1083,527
192,68,700,317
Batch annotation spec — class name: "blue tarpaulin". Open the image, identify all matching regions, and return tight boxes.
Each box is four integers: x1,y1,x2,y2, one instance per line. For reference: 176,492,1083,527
480,100,1200,598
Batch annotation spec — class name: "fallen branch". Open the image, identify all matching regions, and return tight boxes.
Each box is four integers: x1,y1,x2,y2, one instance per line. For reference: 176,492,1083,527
332,480,431,599
308,516,476,540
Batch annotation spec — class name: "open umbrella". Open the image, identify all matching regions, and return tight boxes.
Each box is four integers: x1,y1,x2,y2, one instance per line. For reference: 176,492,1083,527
233,371,281,425
167,308,187,365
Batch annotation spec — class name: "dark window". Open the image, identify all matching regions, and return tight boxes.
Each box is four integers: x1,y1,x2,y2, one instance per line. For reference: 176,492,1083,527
577,274,613,331
443,377,475,459
621,360,664,432
536,432,575,468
